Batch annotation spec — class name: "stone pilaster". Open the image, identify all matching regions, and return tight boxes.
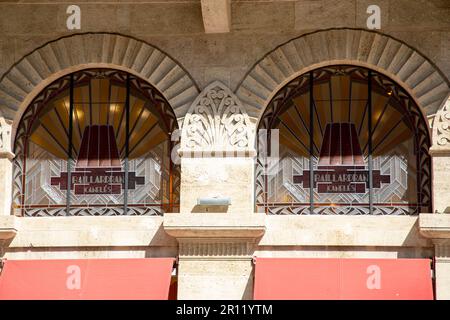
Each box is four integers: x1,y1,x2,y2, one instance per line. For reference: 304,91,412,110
429,148,450,213
164,213,265,299
433,240,450,300
0,215,17,258
178,81,256,214
0,117,14,216
430,97,450,213
419,213,450,300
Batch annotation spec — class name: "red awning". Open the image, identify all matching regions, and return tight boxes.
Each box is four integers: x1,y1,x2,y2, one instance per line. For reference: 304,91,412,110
254,258,433,300
0,258,175,300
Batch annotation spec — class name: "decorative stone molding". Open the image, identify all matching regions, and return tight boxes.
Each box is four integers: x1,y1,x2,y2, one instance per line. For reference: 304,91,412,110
0,216,17,241
201,0,231,34
180,81,255,157
164,213,265,238
0,117,13,159
419,214,450,261
419,213,450,238
0,33,199,126
164,213,265,260
434,240,450,262
420,215,450,299
236,28,450,121
431,97,450,154
178,238,254,260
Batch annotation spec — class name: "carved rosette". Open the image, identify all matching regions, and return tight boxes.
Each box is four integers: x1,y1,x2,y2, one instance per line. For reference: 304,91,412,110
432,97,450,154
180,81,255,157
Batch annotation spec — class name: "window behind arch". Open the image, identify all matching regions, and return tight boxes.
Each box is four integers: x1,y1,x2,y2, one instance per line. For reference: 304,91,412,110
13,69,180,216
256,66,431,215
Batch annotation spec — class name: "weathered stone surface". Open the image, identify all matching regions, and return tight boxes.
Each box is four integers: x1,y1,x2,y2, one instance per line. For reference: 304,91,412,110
178,259,253,300
388,0,450,30
418,214,450,300
3,246,178,260
295,0,356,30
164,213,265,238
232,1,295,33
7,216,176,247
0,4,63,35
0,0,448,300
261,215,431,247
180,157,254,214
0,33,199,124
420,213,450,238
201,0,231,34
236,29,450,119
0,215,16,240
255,246,433,259
129,3,203,35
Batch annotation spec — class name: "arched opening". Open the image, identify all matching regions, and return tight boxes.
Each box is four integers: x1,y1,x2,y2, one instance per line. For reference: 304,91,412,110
256,65,431,215
12,69,180,216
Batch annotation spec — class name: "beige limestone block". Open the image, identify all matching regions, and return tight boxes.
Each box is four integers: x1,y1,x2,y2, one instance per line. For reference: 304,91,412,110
0,215,16,241
3,246,178,261
255,246,433,259
164,212,265,238
177,259,253,300
435,260,450,300
180,157,254,214
418,214,450,299
295,0,356,30
201,0,231,34
0,158,13,216
434,242,450,300
8,216,177,248
260,215,431,247
232,1,294,33
129,2,203,35
431,156,450,213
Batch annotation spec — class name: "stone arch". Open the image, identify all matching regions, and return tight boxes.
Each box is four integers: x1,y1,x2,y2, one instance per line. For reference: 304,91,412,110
235,28,450,137
0,32,200,141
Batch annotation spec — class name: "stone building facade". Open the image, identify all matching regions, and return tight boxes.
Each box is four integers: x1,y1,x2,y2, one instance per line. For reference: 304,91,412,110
0,0,449,299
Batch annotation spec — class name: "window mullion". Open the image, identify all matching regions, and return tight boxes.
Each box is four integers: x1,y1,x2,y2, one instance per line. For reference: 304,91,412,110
368,70,374,213
124,74,130,215
309,71,314,214
66,74,74,216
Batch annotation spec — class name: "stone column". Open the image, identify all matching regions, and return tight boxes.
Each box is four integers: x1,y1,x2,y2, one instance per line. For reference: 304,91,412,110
0,117,14,216
164,213,265,299
434,240,450,300
419,214,450,300
167,81,264,299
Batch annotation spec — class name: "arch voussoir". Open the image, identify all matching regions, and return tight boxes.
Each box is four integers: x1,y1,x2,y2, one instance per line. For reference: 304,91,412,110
235,28,450,134
0,33,199,138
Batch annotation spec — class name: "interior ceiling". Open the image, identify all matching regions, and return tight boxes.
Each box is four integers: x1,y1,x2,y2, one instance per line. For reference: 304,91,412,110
29,78,167,160
277,74,414,159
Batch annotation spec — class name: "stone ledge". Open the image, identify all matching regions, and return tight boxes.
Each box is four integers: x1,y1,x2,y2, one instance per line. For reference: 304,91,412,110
163,213,266,239
0,151,14,160
5,216,176,247
261,215,430,247
429,146,450,157
0,216,17,240
419,213,450,239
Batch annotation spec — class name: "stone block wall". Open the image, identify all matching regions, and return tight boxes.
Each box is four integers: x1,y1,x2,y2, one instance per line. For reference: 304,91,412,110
0,0,449,300
0,1,448,96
